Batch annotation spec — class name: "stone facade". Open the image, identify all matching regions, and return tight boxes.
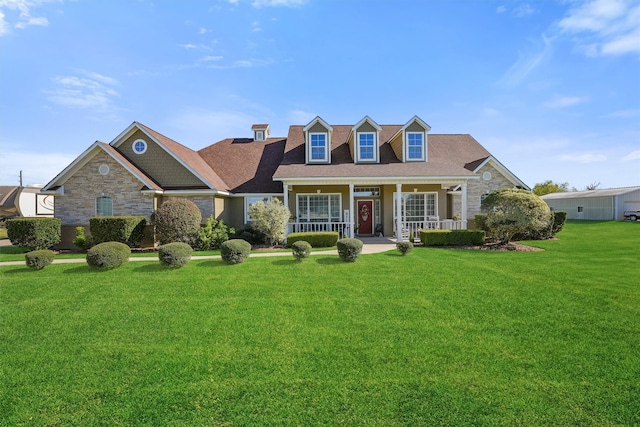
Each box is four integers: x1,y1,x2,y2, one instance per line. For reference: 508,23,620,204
55,151,154,226
450,162,515,220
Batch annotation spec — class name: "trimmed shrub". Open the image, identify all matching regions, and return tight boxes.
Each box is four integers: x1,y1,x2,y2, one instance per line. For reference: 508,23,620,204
152,198,202,245
89,216,146,247
481,189,552,244
195,216,235,250
86,241,130,270
291,240,312,261
6,217,61,250
552,211,567,235
220,239,251,265
396,241,414,255
24,249,55,270
286,232,339,248
158,242,192,268
337,238,363,262
421,230,486,246
474,214,488,232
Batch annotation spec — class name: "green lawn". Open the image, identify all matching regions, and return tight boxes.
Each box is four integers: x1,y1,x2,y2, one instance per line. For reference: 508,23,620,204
1,221,638,426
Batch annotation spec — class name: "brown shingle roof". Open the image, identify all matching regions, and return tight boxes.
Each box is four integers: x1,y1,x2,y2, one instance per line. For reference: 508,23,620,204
136,123,230,191
198,137,286,193
274,125,490,179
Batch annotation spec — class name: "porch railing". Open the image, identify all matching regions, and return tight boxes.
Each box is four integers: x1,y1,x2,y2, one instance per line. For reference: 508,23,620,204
287,221,351,238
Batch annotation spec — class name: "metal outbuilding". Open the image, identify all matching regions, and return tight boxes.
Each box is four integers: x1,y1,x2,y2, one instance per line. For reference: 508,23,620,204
541,187,640,220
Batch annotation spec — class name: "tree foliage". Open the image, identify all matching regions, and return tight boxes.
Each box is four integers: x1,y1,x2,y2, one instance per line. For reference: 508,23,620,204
481,189,552,244
532,180,569,196
247,197,291,246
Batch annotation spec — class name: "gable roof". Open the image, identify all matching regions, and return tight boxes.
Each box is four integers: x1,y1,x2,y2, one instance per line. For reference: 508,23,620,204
113,122,229,191
274,126,490,181
42,141,163,192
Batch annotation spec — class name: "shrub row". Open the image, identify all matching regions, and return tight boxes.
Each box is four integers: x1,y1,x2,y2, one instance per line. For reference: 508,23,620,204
6,217,61,250
286,231,339,248
89,216,146,247
420,230,486,246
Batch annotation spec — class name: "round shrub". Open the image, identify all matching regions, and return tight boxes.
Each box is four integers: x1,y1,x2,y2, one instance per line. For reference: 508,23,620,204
152,198,202,245
158,242,192,268
220,239,251,265
24,249,55,270
396,241,413,256
291,240,312,261
86,241,130,270
337,238,363,262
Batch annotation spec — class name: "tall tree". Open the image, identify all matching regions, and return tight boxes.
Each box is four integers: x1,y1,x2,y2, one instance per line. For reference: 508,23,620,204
585,182,601,190
532,180,569,196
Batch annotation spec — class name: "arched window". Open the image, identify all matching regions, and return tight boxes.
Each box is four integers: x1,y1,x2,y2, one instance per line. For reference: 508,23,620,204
96,196,113,216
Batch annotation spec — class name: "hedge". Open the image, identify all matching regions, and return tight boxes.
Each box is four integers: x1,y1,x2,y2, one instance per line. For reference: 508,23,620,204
6,217,61,250
86,241,130,270
89,216,146,247
286,231,339,248
552,211,567,235
420,230,486,246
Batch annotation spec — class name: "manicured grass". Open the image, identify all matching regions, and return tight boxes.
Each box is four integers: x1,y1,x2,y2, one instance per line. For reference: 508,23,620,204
1,221,638,425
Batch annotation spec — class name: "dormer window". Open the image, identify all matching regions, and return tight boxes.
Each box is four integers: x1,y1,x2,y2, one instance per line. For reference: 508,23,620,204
255,130,264,141
303,116,333,164
407,132,424,161
310,133,328,162
358,133,375,161
252,124,270,142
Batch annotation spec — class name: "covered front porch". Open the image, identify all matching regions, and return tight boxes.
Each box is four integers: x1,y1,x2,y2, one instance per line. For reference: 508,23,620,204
280,179,472,242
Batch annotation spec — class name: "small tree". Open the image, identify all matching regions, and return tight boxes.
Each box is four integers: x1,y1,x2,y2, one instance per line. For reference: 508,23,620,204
482,189,552,244
152,198,202,245
247,197,291,246
532,180,569,196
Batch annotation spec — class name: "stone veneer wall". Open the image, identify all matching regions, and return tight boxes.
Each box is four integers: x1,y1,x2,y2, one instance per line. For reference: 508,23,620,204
451,162,516,221
55,151,154,225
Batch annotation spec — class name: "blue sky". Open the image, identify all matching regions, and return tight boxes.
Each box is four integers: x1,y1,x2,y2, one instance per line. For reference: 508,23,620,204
1,0,639,190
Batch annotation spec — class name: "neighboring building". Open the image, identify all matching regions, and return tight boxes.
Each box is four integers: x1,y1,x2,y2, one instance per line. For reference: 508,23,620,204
42,116,529,245
0,185,54,220
541,187,640,221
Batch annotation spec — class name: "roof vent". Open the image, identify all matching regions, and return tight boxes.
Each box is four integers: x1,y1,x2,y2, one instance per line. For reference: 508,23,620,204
251,124,270,142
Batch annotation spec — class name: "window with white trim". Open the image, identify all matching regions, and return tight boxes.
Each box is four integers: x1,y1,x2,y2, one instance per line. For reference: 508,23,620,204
132,139,147,154
255,130,264,141
393,192,437,222
245,195,275,222
406,132,424,161
297,194,341,222
96,196,113,216
358,132,375,161
309,133,328,162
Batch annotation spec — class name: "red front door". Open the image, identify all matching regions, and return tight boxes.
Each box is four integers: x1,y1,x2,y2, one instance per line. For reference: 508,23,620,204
357,200,373,235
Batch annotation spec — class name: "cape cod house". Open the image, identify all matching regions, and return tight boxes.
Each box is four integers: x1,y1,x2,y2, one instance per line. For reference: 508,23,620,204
42,116,529,246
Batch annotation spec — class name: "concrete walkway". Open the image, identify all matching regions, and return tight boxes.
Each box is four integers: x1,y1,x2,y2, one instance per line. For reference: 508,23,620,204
0,237,399,267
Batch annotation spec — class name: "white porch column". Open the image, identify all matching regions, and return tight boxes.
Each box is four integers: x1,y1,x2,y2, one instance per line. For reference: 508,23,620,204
283,184,289,237
396,183,403,242
349,183,354,238
461,181,468,229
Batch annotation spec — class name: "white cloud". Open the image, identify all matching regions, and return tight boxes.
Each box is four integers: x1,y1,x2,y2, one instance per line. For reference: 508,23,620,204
498,35,553,87
496,5,507,14
43,71,120,110
621,149,640,162
544,95,588,108
560,153,608,163
557,0,640,56
513,3,535,17
604,108,640,118
287,109,316,124
251,0,306,7
0,0,53,35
